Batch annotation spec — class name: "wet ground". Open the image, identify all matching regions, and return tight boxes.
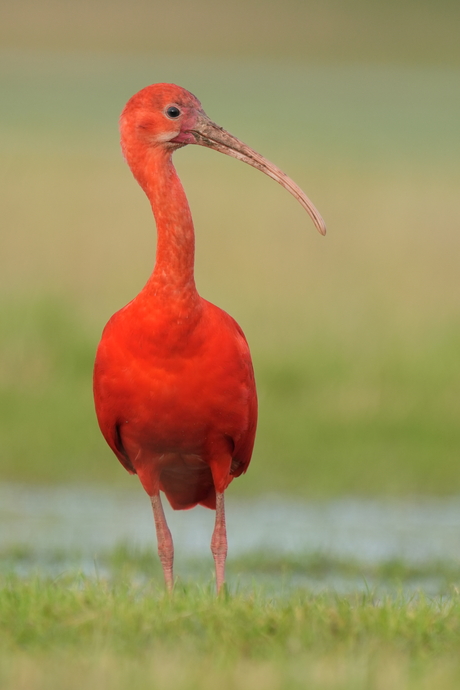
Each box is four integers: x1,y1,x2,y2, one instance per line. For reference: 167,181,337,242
1,483,460,593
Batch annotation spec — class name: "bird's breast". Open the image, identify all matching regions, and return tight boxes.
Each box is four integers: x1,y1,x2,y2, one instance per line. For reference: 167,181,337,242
94,296,255,455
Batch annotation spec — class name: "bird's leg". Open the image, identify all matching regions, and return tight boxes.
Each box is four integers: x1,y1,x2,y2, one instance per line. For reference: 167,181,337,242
150,493,174,592
211,491,228,594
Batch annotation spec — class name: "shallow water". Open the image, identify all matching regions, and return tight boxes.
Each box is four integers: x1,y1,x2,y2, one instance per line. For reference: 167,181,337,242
2,483,460,561
1,483,460,592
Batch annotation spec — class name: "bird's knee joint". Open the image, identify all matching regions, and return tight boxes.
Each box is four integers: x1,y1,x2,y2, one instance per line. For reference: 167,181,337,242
211,539,227,558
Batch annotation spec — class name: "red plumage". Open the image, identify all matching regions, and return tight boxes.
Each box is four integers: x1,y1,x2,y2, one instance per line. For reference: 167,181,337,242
94,298,257,510
93,83,324,592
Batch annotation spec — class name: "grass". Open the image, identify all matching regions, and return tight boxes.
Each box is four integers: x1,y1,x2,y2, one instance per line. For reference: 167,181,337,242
2,541,460,688
4,543,460,591
1,573,460,690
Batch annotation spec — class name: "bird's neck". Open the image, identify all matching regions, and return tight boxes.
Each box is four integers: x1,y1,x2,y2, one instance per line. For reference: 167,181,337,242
134,147,198,301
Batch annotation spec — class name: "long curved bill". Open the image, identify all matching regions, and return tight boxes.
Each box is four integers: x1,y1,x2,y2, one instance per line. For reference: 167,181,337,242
187,112,326,236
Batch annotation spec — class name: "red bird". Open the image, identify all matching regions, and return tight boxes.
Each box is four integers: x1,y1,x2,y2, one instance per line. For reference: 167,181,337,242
93,83,325,593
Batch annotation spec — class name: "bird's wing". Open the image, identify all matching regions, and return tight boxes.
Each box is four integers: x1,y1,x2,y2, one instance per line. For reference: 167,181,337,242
218,312,258,478
98,414,137,476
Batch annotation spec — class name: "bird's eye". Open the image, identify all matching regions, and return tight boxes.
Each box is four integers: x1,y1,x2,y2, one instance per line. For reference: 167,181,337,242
165,106,181,119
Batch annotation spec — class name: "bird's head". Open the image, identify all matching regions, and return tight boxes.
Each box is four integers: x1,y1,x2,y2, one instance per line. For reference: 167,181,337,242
120,83,326,235
120,83,204,151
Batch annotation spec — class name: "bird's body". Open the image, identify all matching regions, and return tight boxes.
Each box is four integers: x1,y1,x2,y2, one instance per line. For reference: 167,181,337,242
93,83,325,592
94,293,257,510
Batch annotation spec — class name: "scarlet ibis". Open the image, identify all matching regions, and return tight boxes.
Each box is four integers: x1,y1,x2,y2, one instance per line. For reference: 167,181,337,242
93,83,325,593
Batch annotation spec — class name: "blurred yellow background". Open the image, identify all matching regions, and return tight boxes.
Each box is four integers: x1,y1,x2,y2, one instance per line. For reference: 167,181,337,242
0,0,459,495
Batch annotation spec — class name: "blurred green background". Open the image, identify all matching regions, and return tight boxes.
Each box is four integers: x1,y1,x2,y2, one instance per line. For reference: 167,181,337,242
1,0,459,496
